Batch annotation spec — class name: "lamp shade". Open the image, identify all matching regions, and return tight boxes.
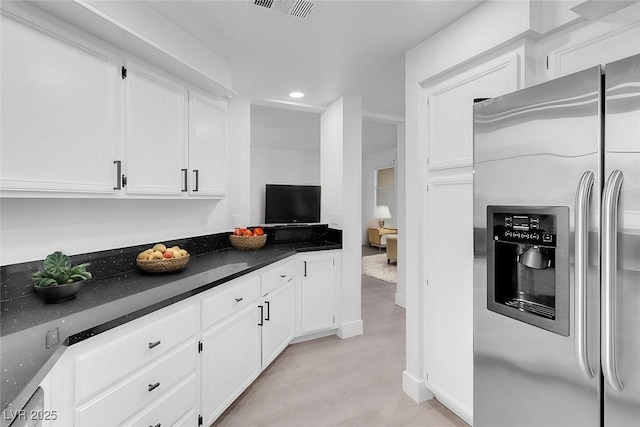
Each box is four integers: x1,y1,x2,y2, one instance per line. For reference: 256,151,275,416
374,205,391,219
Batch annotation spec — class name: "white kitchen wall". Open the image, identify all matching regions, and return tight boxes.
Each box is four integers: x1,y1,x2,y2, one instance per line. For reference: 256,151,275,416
0,198,230,265
321,96,363,340
228,96,252,228
249,105,321,225
320,100,343,227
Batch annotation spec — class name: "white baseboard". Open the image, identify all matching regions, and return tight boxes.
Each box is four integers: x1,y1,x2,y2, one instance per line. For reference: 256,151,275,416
402,370,434,403
291,329,336,344
429,383,473,425
395,292,406,308
337,319,363,339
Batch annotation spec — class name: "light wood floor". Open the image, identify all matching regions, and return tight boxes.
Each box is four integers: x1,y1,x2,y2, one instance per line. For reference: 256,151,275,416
213,264,469,426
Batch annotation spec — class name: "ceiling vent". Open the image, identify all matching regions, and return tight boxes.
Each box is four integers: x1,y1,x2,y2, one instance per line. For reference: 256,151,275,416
253,0,314,18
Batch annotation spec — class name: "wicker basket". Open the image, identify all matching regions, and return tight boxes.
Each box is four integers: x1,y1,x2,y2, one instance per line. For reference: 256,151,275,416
136,255,190,273
229,234,267,250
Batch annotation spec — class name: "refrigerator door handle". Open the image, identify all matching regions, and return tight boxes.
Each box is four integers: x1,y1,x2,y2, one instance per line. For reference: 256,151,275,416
575,171,595,380
602,169,624,392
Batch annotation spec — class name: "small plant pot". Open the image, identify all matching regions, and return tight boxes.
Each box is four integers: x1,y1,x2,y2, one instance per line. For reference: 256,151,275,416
33,280,84,304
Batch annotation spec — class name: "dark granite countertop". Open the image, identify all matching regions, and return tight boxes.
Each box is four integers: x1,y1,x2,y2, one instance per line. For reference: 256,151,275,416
0,227,340,422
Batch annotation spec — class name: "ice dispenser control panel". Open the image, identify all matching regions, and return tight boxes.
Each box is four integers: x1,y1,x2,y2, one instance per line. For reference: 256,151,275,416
494,213,557,246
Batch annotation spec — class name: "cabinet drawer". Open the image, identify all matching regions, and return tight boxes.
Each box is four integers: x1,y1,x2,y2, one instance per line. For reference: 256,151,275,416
121,373,197,427
75,340,196,427
261,259,296,296
75,304,197,402
201,275,260,329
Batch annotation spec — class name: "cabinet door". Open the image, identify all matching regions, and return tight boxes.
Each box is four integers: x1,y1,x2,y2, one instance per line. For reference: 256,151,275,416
1,13,118,195
200,304,261,425
188,91,227,197
545,19,640,80
299,256,335,335
261,279,295,368
125,63,187,195
426,53,519,171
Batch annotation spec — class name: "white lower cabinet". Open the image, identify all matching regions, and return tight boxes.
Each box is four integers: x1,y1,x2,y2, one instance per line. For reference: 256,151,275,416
38,251,341,426
75,340,196,427
260,277,296,369
200,303,262,425
298,252,339,335
121,373,198,427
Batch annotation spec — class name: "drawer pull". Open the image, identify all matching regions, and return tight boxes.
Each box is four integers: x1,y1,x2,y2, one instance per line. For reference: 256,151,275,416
235,297,243,302
148,382,160,392
150,424,161,427
280,274,287,278
148,341,161,349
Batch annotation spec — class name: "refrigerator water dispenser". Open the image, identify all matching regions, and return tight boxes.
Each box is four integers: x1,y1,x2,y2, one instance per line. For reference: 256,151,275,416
487,206,570,336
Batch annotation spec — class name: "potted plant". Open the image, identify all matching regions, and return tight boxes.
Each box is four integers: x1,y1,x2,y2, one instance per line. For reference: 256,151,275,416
32,251,92,303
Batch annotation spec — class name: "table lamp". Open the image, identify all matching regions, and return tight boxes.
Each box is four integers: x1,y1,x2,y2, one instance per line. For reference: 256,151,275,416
374,205,391,229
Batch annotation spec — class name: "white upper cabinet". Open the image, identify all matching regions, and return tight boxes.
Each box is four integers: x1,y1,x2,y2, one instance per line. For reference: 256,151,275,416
425,50,523,171
124,63,187,195
543,19,640,80
0,11,118,195
188,92,228,196
1,4,230,199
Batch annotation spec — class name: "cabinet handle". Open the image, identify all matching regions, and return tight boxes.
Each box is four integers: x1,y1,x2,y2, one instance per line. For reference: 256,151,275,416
148,340,161,349
147,382,160,392
150,424,161,427
114,160,122,190
181,168,188,192
280,274,287,278
265,301,271,321
258,305,264,326
304,261,307,277
193,169,199,192
235,297,243,302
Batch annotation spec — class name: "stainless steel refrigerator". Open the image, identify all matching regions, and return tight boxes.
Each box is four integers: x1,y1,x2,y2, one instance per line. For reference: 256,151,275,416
473,53,640,426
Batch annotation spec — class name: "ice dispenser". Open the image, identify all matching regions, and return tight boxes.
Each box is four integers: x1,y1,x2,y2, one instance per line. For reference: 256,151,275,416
487,206,570,336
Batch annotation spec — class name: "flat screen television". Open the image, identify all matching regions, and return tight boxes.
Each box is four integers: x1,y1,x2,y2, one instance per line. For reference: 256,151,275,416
264,184,321,224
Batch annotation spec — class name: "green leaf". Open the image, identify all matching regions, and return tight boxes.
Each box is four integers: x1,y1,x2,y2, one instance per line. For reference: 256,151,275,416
34,277,58,287
43,251,71,275
69,272,91,282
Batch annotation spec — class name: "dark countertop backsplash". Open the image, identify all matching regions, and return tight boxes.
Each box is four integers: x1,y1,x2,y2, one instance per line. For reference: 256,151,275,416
1,224,339,302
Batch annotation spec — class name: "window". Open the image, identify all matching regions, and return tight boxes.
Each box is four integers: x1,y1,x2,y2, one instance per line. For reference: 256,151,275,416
375,166,395,227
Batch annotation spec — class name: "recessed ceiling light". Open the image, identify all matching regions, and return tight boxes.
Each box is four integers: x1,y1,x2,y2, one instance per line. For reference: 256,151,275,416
289,91,305,99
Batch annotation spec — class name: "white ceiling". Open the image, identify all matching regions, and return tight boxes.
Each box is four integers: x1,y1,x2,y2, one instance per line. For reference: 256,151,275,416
144,0,484,118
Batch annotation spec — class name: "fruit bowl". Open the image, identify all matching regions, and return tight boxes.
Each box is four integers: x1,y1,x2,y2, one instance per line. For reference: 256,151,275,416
229,234,267,250
136,255,190,273
136,243,190,273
